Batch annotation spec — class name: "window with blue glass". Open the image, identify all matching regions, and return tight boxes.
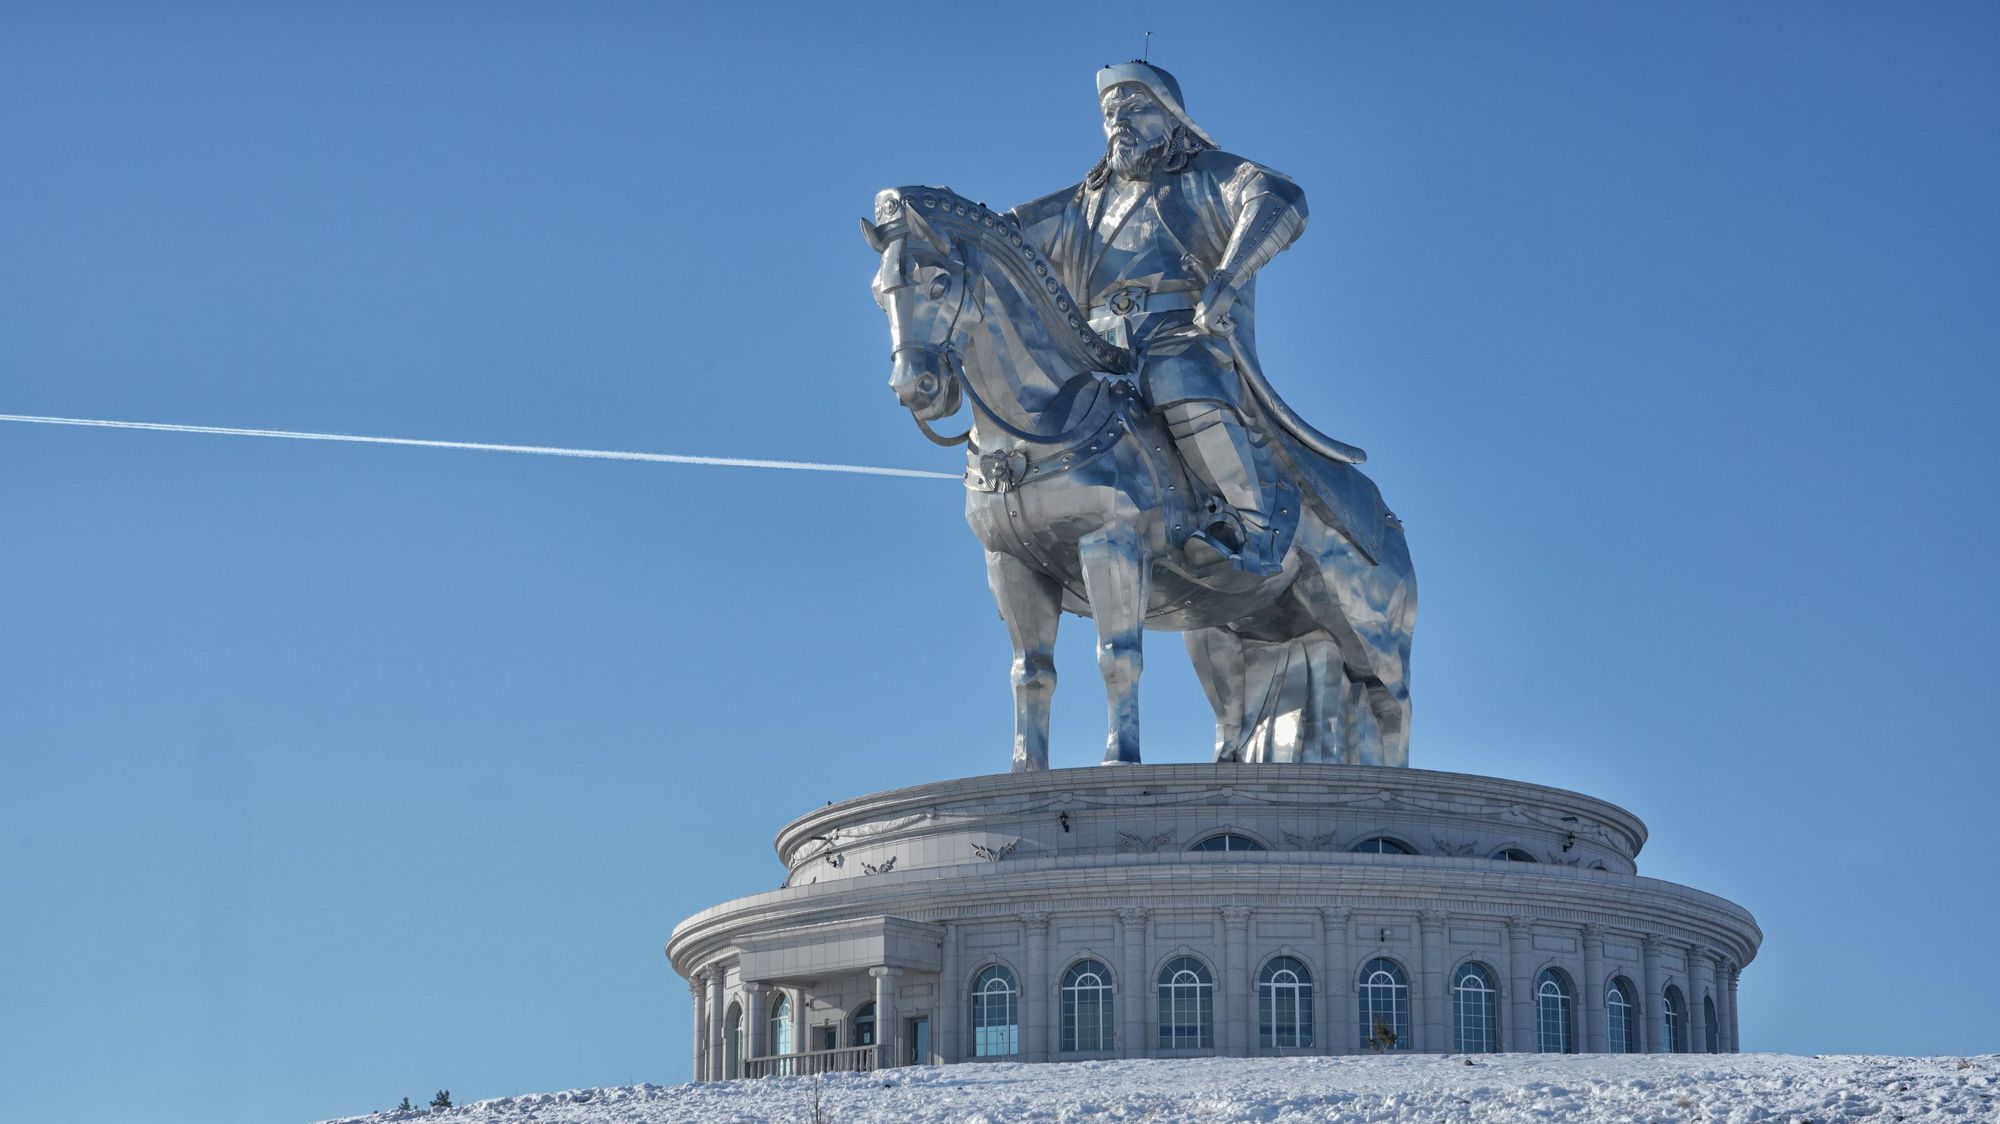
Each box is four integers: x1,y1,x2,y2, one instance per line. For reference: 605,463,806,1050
1060,959,1115,1052
1357,958,1410,1050
1607,977,1639,1053
1535,968,1574,1053
1664,984,1689,1053
1257,956,1313,1049
1190,832,1267,852
1451,962,1500,1053
971,965,1020,1057
1157,956,1215,1049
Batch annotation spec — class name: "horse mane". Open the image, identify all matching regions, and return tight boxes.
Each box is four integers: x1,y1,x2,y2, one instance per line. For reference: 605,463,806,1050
876,185,1134,375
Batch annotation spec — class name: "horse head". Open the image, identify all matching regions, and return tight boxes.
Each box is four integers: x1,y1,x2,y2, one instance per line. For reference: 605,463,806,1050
864,191,979,424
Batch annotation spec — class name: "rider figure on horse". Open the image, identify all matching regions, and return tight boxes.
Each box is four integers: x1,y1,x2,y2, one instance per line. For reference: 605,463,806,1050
1009,60,1309,576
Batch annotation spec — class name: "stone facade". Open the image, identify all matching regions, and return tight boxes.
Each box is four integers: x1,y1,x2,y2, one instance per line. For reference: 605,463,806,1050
666,764,1758,1078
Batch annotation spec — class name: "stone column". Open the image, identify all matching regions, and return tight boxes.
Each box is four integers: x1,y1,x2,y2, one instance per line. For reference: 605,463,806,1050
744,981,769,1063
1505,917,1534,1052
1115,908,1149,1058
1711,961,1727,1052
1023,912,1051,1061
1580,926,1606,1054
1221,906,1252,1055
1142,909,1159,1056
707,968,727,1080
1726,961,1741,1053
871,967,901,1069
1417,911,1447,1053
1321,906,1351,1055
937,923,962,1064
688,975,707,1081
791,987,809,1055
1640,937,1665,1053
1710,959,1728,1053
1691,945,1717,1053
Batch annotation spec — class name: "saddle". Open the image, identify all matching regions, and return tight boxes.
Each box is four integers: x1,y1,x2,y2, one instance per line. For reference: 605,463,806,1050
961,371,1396,580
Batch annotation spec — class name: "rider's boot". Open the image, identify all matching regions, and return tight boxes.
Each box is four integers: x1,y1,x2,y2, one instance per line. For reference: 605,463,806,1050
1165,404,1280,576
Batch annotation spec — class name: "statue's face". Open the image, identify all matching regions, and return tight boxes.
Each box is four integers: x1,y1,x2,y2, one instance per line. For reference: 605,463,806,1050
1101,84,1172,164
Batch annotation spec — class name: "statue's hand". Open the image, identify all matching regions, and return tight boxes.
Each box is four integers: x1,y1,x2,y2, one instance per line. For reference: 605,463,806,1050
1195,271,1238,336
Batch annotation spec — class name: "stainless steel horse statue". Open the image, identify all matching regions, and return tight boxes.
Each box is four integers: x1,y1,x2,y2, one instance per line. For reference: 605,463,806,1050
866,186,1415,770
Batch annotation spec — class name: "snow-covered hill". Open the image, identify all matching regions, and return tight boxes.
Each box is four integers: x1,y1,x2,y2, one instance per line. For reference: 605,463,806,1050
318,1053,1996,1123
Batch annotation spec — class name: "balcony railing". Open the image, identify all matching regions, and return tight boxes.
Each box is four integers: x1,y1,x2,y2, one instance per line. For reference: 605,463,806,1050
742,1043,880,1078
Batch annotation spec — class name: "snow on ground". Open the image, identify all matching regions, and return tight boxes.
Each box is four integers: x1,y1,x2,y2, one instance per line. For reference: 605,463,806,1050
318,1053,1997,1123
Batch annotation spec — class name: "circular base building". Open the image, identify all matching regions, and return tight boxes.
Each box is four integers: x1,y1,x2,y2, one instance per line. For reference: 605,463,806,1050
667,764,1758,1079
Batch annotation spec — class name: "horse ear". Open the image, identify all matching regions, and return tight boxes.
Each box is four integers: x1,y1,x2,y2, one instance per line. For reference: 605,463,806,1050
902,202,949,255
859,217,888,253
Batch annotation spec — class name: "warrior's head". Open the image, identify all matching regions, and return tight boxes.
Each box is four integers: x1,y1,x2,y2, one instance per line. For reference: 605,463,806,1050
1091,61,1215,187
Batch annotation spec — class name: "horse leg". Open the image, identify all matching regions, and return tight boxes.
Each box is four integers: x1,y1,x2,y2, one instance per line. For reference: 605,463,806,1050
1377,565,1417,766
1340,669,1379,766
1285,557,1409,766
1238,635,1345,763
1185,627,1246,762
1078,526,1149,765
1300,631,1344,763
1343,545,1416,767
1233,637,1306,762
986,550,1063,773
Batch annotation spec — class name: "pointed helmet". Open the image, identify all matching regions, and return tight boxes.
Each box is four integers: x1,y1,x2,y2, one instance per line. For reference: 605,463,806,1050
1095,61,1217,148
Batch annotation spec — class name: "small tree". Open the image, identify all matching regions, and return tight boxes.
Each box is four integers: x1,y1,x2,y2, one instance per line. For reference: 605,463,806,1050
396,1097,413,1112
807,1072,830,1124
1366,1019,1399,1052
430,1090,452,1110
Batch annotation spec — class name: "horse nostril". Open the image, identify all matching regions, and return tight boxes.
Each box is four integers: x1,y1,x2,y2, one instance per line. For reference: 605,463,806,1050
917,375,939,396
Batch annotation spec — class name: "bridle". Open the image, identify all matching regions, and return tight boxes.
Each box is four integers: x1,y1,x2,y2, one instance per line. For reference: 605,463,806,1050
889,237,976,447
890,239,1114,451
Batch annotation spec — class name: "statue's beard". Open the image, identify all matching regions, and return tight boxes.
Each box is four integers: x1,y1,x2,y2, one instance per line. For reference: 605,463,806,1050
1108,131,1169,179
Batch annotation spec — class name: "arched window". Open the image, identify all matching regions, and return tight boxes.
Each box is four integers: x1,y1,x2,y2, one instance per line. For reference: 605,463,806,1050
1351,836,1415,855
1157,956,1215,1049
1704,995,1720,1053
1451,962,1500,1053
1664,985,1689,1053
1493,847,1537,863
1190,832,1267,852
725,1002,743,1079
769,992,795,1072
1257,956,1314,1049
1357,958,1410,1050
1061,959,1115,1052
1535,968,1574,1053
1607,977,1639,1053
971,965,1020,1057
850,1001,876,1048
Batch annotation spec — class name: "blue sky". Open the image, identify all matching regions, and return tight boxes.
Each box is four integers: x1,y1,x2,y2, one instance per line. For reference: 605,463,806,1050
3,3,1996,1122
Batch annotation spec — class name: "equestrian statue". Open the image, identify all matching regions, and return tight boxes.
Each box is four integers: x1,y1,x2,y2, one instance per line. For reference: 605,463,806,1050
864,61,1416,771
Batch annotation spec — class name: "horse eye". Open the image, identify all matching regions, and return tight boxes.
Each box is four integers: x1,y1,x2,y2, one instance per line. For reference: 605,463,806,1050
928,276,950,301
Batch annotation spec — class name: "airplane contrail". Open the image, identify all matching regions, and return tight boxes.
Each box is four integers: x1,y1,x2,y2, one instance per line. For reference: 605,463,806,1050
0,413,959,481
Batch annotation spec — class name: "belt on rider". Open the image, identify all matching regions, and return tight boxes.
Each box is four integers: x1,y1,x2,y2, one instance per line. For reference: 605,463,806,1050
1087,286,1201,349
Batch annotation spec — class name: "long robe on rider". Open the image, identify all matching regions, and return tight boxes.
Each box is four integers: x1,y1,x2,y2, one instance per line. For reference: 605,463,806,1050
1008,61,1307,575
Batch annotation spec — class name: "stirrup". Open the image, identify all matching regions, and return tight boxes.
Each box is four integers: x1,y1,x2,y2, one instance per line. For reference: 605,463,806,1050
1183,514,1281,577
1182,527,1237,569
